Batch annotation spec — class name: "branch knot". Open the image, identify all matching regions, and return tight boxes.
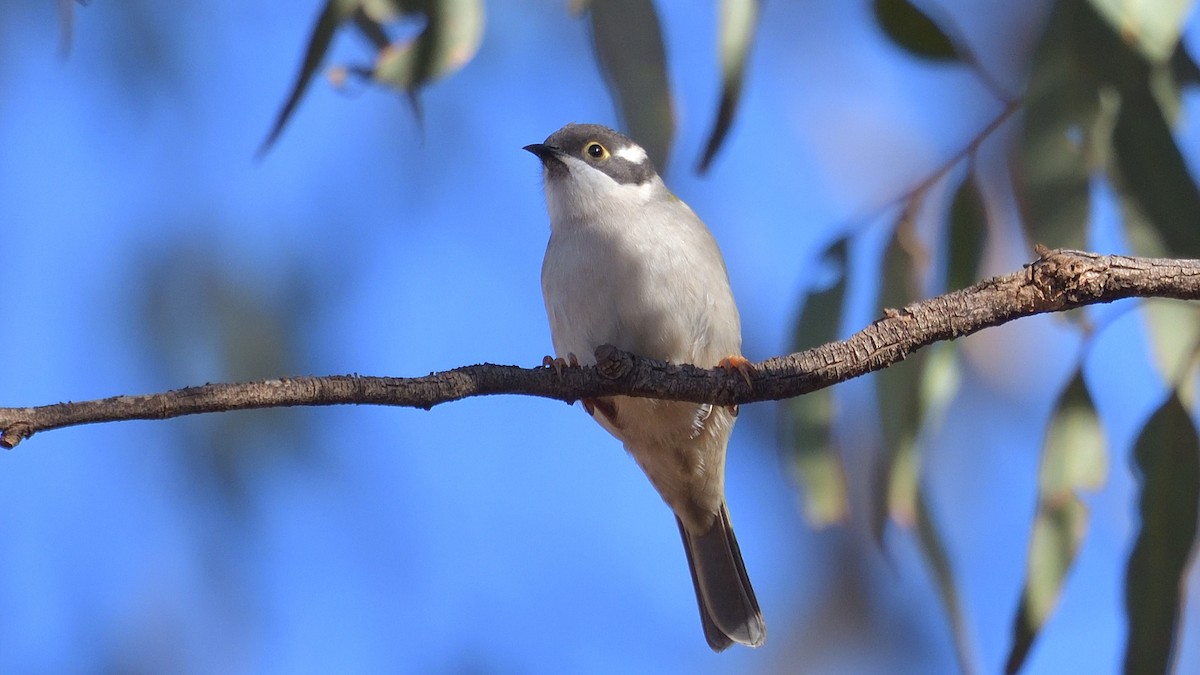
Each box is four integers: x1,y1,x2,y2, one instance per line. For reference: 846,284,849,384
594,344,634,380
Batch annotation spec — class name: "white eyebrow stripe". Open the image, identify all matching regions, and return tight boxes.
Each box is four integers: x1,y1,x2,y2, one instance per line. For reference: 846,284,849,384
614,144,647,163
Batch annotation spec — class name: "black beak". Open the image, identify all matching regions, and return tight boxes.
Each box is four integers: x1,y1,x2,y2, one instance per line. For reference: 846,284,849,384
523,143,558,160
524,143,567,174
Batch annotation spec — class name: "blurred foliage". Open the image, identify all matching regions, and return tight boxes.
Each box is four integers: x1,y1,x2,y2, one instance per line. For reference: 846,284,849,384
260,0,760,169
1020,0,1200,258
1007,369,1107,674
945,169,986,294
1124,393,1199,673
787,238,850,527
140,238,321,512
805,0,1200,672
582,0,674,171
875,205,926,540
262,0,485,153
53,0,1200,671
877,182,975,672
872,0,960,62
253,0,1200,669
697,0,758,172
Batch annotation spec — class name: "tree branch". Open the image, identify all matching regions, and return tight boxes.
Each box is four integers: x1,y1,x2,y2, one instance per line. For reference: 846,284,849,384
3,249,1199,449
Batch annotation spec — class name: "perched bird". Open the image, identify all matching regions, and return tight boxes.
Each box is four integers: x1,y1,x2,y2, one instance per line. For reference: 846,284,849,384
525,123,765,651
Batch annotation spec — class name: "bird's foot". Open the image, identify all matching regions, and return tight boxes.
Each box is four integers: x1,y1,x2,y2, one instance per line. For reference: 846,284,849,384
717,355,753,417
542,353,611,420
541,352,581,377
717,355,754,389
544,355,609,417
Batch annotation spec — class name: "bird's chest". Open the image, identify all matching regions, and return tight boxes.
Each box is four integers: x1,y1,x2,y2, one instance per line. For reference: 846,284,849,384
541,223,706,365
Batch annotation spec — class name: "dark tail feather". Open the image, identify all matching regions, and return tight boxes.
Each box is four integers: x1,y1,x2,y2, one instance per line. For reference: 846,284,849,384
677,502,766,651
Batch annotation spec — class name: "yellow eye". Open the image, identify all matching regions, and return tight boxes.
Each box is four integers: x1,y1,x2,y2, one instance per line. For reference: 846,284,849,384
585,142,609,160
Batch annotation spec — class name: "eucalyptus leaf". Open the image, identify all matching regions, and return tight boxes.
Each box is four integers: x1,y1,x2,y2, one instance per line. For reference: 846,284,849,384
370,0,485,92
261,0,484,155
1124,393,1200,674
587,0,674,172
872,0,960,62
1018,0,1102,251
787,238,850,526
945,169,987,293
1143,300,1200,386
917,491,979,675
261,0,359,154
875,217,926,539
1088,0,1196,63
698,0,759,172
1006,370,1106,674
1169,39,1200,86
1110,86,1200,259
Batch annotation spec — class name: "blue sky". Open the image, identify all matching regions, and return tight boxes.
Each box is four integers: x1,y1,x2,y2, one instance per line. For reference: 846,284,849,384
0,1,1197,673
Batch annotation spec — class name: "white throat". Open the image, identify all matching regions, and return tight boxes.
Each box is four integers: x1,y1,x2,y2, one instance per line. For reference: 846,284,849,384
542,156,662,231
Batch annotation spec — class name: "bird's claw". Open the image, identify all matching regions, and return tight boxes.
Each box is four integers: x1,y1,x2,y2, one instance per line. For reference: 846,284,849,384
542,352,581,378
717,355,754,389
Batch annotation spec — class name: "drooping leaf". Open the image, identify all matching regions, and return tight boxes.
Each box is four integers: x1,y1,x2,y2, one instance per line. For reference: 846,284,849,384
587,0,674,172
1006,369,1107,674
261,0,484,155
1088,0,1196,64
1021,1,1200,258
892,341,959,527
917,490,980,675
875,214,927,539
1110,85,1200,258
1017,0,1104,251
787,238,850,526
261,0,359,154
877,192,976,672
369,0,485,92
945,167,987,293
788,385,848,527
872,0,960,62
1169,38,1200,86
697,0,759,173
1124,393,1200,674
1143,300,1200,387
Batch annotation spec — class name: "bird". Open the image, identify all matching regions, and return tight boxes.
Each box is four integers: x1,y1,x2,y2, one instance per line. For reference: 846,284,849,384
525,123,765,651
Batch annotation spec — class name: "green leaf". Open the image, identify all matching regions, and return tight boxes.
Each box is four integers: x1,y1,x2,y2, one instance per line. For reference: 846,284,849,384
1143,300,1200,387
1018,0,1105,251
1088,0,1196,64
697,0,759,173
1110,85,1200,258
787,387,847,527
261,0,484,155
872,0,960,62
875,219,927,538
587,0,674,172
945,169,987,293
1021,1,1200,258
1006,369,1106,674
368,0,485,91
787,238,850,526
916,490,979,675
1124,393,1200,674
1169,39,1200,86
261,0,359,155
